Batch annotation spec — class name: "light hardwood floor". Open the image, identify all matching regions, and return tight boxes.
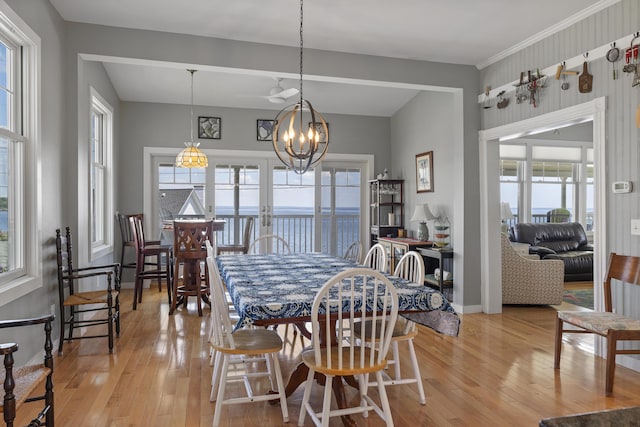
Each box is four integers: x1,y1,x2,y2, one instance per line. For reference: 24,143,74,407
14,288,640,427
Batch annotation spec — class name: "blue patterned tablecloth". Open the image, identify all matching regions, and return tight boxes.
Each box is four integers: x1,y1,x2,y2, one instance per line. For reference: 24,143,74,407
217,253,459,336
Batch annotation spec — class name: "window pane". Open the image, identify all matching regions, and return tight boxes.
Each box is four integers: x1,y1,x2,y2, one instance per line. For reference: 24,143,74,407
0,138,7,272
0,42,9,130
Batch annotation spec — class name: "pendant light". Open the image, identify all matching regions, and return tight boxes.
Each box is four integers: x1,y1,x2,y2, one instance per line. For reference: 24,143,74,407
175,69,209,168
272,0,329,174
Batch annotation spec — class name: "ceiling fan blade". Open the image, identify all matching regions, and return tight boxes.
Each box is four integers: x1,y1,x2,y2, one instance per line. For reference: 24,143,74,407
274,87,299,99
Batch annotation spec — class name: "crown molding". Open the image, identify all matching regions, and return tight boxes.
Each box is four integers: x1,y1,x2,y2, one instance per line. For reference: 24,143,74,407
476,0,621,70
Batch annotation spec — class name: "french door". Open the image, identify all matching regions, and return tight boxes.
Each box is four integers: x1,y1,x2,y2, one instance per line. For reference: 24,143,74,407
152,154,364,255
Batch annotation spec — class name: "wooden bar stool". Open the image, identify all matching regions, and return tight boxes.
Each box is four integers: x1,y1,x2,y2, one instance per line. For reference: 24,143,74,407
129,216,173,310
172,220,214,316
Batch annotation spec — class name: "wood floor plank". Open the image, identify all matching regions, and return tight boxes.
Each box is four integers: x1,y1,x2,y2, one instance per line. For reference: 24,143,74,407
12,289,640,426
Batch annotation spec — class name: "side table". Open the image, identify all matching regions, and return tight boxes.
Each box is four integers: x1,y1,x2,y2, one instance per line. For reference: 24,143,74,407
418,247,453,292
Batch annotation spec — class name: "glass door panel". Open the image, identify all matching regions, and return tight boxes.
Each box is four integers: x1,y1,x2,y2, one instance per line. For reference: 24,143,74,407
212,162,264,246
321,165,361,257
270,165,315,253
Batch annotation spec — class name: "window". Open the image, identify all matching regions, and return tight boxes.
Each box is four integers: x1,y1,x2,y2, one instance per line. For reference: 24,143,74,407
499,140,593,234
89,89,114,258
0,4,42,305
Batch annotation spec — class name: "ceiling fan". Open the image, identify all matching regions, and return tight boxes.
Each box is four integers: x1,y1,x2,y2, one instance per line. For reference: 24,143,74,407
263,78,299,104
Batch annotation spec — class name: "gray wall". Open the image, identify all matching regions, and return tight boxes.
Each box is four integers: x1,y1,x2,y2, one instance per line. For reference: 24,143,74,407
390,91,476,307
480,0,640,314
117,101,392,215
0,0,66,365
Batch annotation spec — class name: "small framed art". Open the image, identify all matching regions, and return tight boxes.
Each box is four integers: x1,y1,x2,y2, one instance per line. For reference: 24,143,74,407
257,119,274,141
308,122,329,144
416,151,434,193
198,116,221,139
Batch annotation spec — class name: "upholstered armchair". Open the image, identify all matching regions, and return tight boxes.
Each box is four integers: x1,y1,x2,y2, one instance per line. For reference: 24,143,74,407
501,233,565,305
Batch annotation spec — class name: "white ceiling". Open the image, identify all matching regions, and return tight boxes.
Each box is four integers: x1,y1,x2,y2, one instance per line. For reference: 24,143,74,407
50,0,608,117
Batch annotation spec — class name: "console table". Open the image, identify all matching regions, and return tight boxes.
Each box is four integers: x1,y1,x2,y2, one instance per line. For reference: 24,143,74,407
418,247,454,292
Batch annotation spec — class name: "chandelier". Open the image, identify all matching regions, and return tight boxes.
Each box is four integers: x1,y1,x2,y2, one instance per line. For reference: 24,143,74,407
175,69,209,168
272,0,329,174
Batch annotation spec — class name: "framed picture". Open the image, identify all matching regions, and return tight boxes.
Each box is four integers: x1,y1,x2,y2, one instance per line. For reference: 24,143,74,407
308,122,329,144
415,151,434,193
198,116,221,139
257,119,274,141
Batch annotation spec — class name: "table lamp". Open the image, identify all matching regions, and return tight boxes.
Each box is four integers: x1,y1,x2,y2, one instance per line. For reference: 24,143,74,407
410,203,436,241
501,202,514,234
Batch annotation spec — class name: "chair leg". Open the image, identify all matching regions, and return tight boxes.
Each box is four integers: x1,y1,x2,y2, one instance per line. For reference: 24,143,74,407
375,370,395,427
391,341,401,379
156,255,162,292
554,316,563,369
170,261,179,315
298,367,316,427
166,253,173,307
115,293,121,337
407,339,426,405
58,306,66,355
271,354,289,422
321,375,333,427
213,354,230,427
133,254,143,310
107,287,114,353
210,350,222,402
606,336,617,396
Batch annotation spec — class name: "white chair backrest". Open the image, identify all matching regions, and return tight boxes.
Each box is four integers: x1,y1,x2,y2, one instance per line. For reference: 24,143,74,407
248,234,291,254
205,239,215,259
206,256,236,349
343,241,362,263
362,243,387,273
394,251,425,284
311,268,398,371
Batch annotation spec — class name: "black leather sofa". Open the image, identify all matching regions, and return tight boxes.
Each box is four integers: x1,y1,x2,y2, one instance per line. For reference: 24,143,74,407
511,222,593,282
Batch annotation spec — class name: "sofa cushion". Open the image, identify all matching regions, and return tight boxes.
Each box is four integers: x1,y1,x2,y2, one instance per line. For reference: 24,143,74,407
513,222,589,248
543,251,593,274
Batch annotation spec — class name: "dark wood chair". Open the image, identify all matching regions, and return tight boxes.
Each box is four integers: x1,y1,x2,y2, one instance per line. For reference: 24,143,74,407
129,215,173,310
0,314,55,427
217,216,254,255
172,220,214,316
117,212,138,272
56,227,120,355
554,252,640,395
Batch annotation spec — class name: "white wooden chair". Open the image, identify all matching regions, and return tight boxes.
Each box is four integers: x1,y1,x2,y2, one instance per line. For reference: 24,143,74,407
354,251,427,405
298,268,398,427
248,234,291,254
362,243,387,273
343,241,362,263
206,256,289,426
205,240,238,365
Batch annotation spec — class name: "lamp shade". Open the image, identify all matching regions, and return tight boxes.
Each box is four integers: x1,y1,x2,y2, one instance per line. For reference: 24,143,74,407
410,204,436,222
500,202,514,220
175,142,208,168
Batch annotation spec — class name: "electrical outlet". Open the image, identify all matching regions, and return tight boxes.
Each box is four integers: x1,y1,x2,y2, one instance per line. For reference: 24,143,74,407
632,219,640,236
50,303,56,314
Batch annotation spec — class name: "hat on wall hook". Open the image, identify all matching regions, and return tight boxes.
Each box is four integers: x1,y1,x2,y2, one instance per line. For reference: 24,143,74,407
496,90,509,109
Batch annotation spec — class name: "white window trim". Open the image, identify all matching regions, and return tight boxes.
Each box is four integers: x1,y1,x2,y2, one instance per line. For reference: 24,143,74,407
0,0,42,307
89,87,114,260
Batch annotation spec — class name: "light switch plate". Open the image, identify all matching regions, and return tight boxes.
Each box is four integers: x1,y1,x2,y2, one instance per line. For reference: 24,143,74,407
632,219,640,236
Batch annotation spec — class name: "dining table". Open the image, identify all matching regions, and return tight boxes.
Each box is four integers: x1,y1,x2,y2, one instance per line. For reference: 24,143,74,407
216,252,459,427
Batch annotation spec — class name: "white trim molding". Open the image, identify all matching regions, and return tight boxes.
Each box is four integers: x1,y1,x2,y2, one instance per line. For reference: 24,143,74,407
478,98,607,315
477,0,621,70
